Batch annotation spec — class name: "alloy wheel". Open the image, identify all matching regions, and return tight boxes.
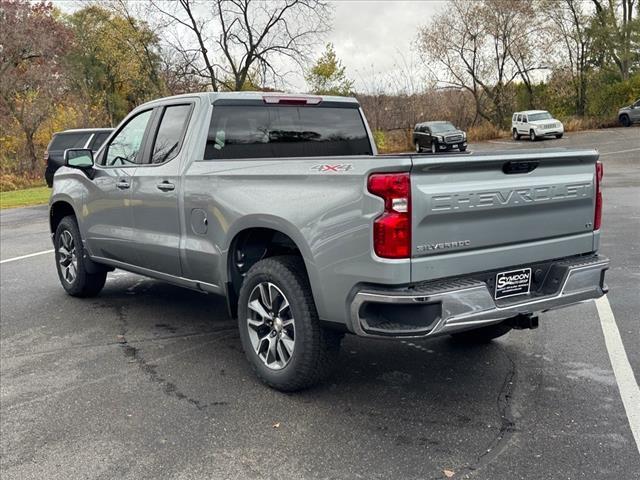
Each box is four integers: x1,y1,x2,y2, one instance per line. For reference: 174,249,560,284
58,230,78,284
246,282,295,370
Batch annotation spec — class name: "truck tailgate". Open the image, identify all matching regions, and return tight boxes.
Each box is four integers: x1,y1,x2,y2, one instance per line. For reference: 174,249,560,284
410,149,598,282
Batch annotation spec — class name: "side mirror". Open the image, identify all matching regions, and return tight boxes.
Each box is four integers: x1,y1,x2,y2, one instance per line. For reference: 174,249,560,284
64,148,94,168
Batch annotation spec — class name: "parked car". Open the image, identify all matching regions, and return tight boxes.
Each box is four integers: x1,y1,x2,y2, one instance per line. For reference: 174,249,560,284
44,128,113,187
618,99,640,127
511,110,564,141
413,121,467,153
49,92,608,391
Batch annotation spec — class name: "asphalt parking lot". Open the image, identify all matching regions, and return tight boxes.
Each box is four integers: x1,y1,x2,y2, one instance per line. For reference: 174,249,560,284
1,127,639,479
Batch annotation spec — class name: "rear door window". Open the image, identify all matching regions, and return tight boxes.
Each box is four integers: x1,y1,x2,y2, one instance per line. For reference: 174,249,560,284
88,132,111,151
149,104,192,164
204,105,372,160
48,132,92,151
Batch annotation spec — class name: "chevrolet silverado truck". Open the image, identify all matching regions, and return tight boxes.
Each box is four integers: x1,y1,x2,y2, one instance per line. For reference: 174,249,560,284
49,92,609,391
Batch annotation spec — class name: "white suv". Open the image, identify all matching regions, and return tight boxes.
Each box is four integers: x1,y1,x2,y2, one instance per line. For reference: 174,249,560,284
512,110,564,141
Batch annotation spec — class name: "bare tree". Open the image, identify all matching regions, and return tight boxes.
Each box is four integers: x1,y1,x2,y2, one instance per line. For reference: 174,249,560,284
591,0,638,80
542,0,593,116
417,0,544,128
152,0,330,91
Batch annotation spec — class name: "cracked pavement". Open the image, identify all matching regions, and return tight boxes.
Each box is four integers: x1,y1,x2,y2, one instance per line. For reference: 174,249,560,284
1,127,639,479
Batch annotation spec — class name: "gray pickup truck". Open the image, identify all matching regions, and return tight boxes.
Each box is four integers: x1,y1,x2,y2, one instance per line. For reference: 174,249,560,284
49,92,609,391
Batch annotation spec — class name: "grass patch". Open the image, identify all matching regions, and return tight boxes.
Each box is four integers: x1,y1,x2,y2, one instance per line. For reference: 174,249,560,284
0,186,50,209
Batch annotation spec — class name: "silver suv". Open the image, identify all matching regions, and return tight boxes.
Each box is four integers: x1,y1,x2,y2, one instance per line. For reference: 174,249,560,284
618,99,640,127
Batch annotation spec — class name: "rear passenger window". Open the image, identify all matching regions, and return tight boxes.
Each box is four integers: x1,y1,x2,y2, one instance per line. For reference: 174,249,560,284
204,105,372,160
49,133,91,151
150,104,192,164
89,132,111,151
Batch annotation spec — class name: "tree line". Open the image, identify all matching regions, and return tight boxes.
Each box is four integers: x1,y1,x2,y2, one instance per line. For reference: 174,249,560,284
0,0,638,188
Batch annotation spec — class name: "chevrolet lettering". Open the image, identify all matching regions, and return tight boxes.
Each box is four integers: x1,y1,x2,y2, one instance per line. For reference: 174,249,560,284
430,182,592,212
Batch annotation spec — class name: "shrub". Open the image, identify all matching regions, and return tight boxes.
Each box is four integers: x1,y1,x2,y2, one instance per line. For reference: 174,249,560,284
0,174,46,192
372,130,386,151
467,123,508,142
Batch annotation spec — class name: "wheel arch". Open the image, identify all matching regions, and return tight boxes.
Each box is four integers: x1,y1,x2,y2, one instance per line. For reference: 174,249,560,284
224,219,321,319
49,199,78,235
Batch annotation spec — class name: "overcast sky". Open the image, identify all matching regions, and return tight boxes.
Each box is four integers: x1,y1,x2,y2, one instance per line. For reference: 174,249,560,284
58,0,447,92
328,1,446,91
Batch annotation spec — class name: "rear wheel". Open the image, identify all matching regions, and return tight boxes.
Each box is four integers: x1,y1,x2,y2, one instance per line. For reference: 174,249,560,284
450,322,512,344
620,114,631,127
415,142,422,153
54,216,107,297
237,256,341,391
512,129,520,140
529,130,537,141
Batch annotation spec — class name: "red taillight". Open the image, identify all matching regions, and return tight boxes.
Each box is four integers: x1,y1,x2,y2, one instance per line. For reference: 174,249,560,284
368,172,411,258
594,161,603,230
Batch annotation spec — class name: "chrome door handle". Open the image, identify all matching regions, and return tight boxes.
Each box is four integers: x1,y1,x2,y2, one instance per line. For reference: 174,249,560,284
116,180,130,190
156,182,175,192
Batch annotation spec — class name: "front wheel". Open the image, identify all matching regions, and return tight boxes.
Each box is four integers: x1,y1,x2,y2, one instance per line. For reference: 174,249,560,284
620,115,631,127
529,130,537,141
459,146,467,152
237,256,341,391
555,133,563,139
431,141,437,154
54,216,107,297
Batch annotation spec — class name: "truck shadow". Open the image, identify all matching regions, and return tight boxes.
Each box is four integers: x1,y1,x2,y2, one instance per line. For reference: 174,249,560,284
91,273,518,475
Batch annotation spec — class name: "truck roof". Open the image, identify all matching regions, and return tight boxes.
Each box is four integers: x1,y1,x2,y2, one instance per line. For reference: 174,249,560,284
137,91,360,108
58,128,113,134
514,110,549,115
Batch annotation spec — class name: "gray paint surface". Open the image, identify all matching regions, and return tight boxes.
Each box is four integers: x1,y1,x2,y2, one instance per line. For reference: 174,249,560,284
51,92,603,327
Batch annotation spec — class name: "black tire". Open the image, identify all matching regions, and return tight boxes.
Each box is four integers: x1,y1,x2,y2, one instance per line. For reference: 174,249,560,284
450,322,512,344
459,146,467,152
54,216,107,297
237,256,341,391
620,114,631,127
529,129,537,141
555,133,563,139
512,129,521,140
431,141,437,154
415,142,422,153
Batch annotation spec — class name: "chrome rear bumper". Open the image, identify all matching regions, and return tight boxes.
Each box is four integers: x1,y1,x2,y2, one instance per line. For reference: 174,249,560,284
349,255,609,338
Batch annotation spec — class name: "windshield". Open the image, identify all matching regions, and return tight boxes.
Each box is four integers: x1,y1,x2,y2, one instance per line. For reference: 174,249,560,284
528,112,552,121
430,122,457,133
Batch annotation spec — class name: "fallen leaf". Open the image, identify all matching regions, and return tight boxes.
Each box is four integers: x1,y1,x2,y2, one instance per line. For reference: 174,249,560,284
443,469,455,478
272,422,280,429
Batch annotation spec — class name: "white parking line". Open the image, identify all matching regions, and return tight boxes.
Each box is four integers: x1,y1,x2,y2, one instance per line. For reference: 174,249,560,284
596,295,640,454
599,147,640,157
0,249,54,264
